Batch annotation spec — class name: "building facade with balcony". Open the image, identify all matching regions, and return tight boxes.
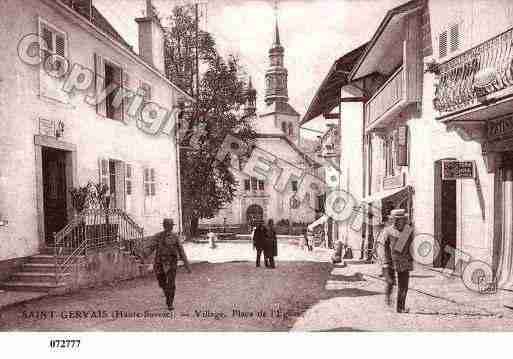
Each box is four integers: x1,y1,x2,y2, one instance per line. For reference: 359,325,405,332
0,0,192,281
350,0,513,284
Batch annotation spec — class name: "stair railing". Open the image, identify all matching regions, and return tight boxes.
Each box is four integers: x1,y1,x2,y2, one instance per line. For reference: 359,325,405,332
53,208,144,285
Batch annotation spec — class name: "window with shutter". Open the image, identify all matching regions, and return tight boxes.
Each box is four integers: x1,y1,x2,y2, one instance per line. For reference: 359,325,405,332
439,31,448,58
251,177,258,191
126,164,132,195
38,19,68,103
244,179,250,191
449,23,459,52
143,167,157,214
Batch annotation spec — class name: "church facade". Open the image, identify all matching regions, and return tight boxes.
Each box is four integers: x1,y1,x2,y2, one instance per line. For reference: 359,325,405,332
201,21,321,227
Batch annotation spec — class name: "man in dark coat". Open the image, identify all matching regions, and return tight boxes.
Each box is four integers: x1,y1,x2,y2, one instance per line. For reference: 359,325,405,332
252,221,267,267
376,209,413,313
141,218,192,310
265,219,278,268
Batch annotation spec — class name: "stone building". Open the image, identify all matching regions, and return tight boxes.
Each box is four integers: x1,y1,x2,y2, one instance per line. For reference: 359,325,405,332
0,0,192,286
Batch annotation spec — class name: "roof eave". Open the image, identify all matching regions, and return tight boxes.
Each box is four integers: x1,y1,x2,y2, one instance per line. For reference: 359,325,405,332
348,0,424,82
43,0,195,102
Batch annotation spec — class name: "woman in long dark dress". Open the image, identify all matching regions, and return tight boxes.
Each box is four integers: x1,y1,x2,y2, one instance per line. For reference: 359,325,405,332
265,219,278,268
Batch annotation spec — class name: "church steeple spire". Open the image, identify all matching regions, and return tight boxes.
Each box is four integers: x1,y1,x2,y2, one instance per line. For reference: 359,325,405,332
273,19,281,46
264,1,288,105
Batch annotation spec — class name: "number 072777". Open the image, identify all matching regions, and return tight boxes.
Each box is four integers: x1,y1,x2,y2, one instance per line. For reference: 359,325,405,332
49,339,81,349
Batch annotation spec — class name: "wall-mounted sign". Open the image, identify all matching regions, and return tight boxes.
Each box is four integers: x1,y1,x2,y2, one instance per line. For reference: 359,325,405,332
39,118,55,137
442,160,476,180
383,173,404,190
487,114,513,141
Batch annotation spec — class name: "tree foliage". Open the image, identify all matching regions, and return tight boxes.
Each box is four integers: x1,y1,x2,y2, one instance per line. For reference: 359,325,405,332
163,5,255,235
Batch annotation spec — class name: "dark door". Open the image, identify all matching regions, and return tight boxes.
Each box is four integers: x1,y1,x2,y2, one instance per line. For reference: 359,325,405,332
43,148,68,244
434,159,457,268
246,204,263,225
441,179,457,268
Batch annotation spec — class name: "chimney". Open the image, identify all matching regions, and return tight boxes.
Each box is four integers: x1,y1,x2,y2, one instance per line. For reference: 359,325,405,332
135,0,165,73
71,0,92,21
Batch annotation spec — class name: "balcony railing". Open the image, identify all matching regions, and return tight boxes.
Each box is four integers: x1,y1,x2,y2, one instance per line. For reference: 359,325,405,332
365,66,404,129
433,27,513,115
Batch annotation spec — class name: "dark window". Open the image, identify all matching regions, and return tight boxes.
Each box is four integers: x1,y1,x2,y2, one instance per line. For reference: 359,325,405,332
291,180,298,192
288,122,293,136
281,122,287,133
258,180,265,191
251,177,258,191
105,62,122,121
244,179,250,191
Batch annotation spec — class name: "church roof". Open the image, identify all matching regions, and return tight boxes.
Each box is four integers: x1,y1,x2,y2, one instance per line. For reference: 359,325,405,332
260,101,300,117
248,117,320,168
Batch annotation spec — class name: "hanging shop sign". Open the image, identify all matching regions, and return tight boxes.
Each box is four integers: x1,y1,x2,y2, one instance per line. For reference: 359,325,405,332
383,173,405,190
441,160,476,180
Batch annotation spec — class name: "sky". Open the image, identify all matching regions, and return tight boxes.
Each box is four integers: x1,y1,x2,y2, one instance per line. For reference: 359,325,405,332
94,0,407,137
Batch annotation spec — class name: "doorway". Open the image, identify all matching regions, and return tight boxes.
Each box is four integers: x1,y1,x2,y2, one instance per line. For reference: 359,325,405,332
434,159,457,268
246,204,263,225
42,147,68,243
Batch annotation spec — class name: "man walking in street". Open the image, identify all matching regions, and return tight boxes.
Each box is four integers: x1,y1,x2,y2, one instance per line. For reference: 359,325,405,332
376,209,413,313
140,218,192,311
253,221,267,267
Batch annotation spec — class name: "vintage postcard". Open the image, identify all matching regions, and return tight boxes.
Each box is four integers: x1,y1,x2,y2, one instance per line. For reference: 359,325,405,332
1,0,513,346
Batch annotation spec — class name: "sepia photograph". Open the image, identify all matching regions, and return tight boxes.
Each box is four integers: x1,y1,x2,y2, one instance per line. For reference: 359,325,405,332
1,0,513,349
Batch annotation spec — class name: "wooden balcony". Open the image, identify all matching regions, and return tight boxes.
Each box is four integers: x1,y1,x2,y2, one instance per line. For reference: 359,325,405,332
364,47,421,131
433,27,513,117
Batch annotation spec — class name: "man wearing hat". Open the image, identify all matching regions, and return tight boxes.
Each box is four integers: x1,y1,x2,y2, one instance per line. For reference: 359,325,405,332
376,208,413,313
140,218,192,310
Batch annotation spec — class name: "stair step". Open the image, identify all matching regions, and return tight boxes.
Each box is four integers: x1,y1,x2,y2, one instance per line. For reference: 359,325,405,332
0,281,67,292
27,254,84,264
23,263,71,273
11,272,71,283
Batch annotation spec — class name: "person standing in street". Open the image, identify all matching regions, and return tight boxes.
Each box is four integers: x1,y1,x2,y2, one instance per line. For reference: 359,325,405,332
139,218,192,311
265,219,278,269
376,209,413,313
253,221,267,267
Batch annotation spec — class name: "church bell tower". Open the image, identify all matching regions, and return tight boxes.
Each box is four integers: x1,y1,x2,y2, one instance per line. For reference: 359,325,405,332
264,19,288,105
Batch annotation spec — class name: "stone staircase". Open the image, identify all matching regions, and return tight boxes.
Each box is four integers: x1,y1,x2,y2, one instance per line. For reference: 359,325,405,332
0,247,83,293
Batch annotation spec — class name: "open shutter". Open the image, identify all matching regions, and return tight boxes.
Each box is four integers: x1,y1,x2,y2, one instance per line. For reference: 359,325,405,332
121,69,130,122
98,158,109,188
115,162,126,210
38,20,68,103
94,53,107,116
396,125,408,167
